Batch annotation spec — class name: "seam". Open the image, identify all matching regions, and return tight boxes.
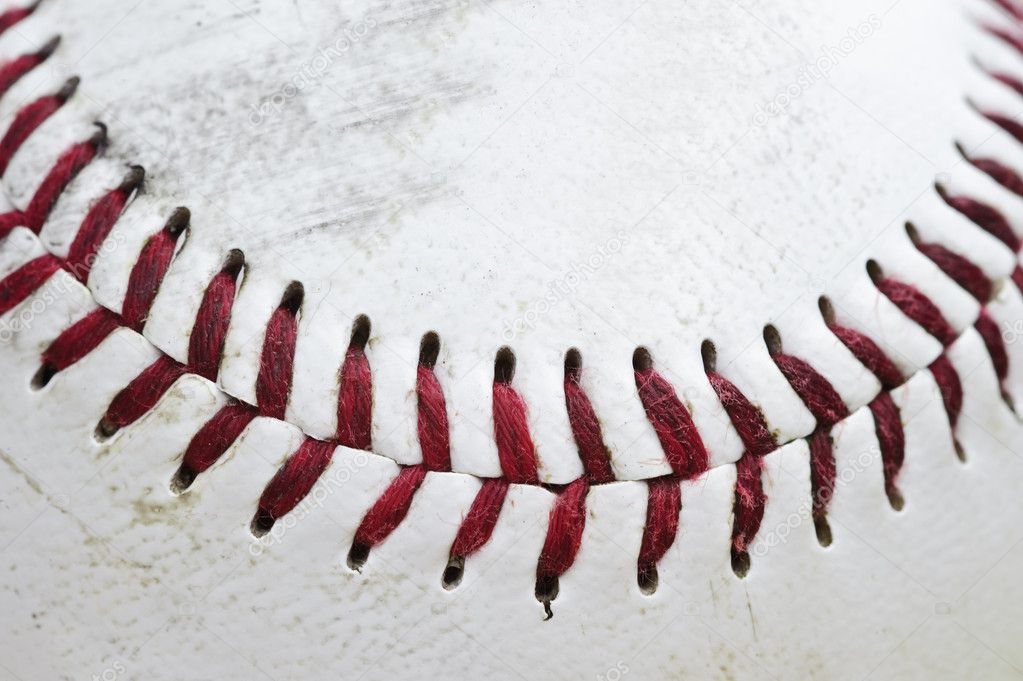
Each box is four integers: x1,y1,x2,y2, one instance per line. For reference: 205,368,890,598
1,1,1022,615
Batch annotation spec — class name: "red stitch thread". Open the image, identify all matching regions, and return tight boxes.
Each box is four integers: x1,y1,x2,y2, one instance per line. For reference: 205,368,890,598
0,78,78,177
337,326,372,450
637,476,681,592
97,355,185,437
969,155,1023,197
731,454,765,557
1013,265,1023,293
930,354,963,430
449,478,509,561
0,210,23,238
634,350,709,479
255,286,302,420
827,323,904,390
493,350,540,484
938,186,1021,252
416,359,451,472
875,277,958,346
771,352,850,427
536,478,588,582
177,403,256,485
0,253,59,316
0,37,58,100
65,167,143,284
37,307,120,382
975,310,1009,383
807,426,836,520
23,135,102,233
349,465,428,566
985,112,1023,148
769,336,847,540
564,351,615,484
254,437,336,532
991,72,1023,98
120,209,188,332
987,24,1023,57
914,241,993,302
0,2,37,35
869,392,905,508
992,0,1023,21
707,371,775,457
187,253,243,381
706,370,773,565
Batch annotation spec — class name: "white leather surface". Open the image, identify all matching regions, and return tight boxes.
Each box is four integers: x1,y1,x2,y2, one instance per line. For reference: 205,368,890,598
0,0,1022,678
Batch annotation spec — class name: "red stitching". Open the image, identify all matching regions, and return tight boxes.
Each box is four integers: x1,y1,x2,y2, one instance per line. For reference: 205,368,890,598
349,464,428,568
938,185,1022,252
0,253,58,316
0,77,77,177
706,367,773,571
187,252,242,381
337,320,372,451
1,13,1021,604
254,286,301,420
65,167,143,284
493,350,540,485
535,477,588,617
637,477,681,592
23,133,103,233
564,352,615,484
914,240,993,303
931,354,964,432
177,403,256,486
634,349,709,479
97,355,185,437
120,208,188,332
447,478,509,572
869,392,906,508
37,307,119,382
415,356,451,473
0,36,57,100
875,275,958,346
0,1,37,35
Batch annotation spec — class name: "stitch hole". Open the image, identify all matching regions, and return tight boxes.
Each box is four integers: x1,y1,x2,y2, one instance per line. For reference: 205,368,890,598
904,221,923,246
762,325,783,355
535,574,559,620
419,331,440,368
442,556,465,590
30,364,56,390
637,562,659,595
346,542,370,571
954,441,967,463
564,347,582,381
221,248,245,276
817,296,836,325
279,281,304,313
250,509,275,538
38,35,60,59
119,165,146,193
865,259,884,285
700,339,717,373
632,346,653,372
731,550,752,579
814,516,833,547
350,314,371,349
170,463,197,495
164,206,190,236
887,487,905,512
494,346,516,383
